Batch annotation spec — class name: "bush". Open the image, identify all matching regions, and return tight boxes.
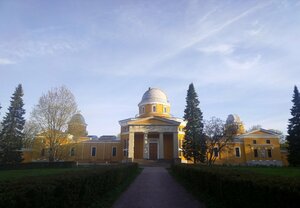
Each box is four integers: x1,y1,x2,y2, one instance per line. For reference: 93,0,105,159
171,164,300,208
0,161,76,170
0,163,138,208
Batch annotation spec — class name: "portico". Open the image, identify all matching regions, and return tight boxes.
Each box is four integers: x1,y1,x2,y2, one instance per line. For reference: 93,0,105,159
128,125,179,161
119,87,186,162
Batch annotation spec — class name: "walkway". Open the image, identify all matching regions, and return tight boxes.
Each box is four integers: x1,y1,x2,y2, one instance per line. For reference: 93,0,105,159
113,167,205,208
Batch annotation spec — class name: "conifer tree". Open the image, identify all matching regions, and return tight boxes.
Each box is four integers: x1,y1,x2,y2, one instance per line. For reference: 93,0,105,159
182,83,206,163
287,85,300,166
0,84,25,164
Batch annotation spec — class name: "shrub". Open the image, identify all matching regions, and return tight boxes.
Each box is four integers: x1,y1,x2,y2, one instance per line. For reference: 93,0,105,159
0,161,76,170
171,164,300,208
0,163,138,208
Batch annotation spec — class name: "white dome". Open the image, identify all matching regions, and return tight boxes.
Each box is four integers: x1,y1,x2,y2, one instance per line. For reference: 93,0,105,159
138,87,170,106
226,114,241,124
69,113,87,125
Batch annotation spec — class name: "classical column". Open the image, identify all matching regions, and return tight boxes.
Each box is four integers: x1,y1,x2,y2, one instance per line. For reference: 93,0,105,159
159,133,164,159
173,132,179,158
128,132,135,161
143,133,149,159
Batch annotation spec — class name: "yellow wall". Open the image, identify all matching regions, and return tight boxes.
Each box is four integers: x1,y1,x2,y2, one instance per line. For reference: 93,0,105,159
139,103,170,118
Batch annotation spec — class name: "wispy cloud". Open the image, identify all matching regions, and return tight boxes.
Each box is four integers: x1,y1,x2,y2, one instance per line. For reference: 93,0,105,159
197,44,234,55
0,39,87,60
0,58,15,65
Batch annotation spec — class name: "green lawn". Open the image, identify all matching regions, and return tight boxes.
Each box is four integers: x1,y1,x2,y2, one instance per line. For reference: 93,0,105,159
223,166,300,178
0,167,84,181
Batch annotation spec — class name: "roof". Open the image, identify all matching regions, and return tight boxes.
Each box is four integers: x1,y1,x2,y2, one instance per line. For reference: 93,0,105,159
226,114,241,124
69,113,87,125
138,87,170,107
237,128,281,139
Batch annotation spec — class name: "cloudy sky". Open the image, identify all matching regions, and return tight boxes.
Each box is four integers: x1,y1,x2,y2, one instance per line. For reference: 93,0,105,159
0,0,299,136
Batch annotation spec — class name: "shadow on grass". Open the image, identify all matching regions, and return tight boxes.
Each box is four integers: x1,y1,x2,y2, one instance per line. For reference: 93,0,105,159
89,168,143,208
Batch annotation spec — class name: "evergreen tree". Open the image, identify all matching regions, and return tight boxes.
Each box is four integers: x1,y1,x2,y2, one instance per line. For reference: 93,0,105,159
0,84,25,164
182,83,206,163
287,85,300,166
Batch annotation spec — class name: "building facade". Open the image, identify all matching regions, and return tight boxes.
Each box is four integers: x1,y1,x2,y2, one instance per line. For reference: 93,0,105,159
119,87,186,162
26,87,286,166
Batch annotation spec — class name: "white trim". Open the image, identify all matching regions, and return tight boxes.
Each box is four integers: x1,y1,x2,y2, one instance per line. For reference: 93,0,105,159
138,101,170,107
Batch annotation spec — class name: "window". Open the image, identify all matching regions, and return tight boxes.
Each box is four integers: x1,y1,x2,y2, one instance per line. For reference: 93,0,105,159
112,147,117,157
152,105,156,112
70,147,75,156
266,140,270,144
254,149,258,158
213,147,219,157
253,140,257,144
91,147,96,157
260,149,266,158
235,147,240,157
268,149,272,158
41,148,45,157
163,107,167,113
123,149,128,156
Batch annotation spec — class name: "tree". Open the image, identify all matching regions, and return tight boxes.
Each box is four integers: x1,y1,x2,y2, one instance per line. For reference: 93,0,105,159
268,129,286,144
0,84,25,164
23,120,41,149
247,124,262,132
287,86,300,166
30,86,78,162
204,117,238,166
182,83,206,163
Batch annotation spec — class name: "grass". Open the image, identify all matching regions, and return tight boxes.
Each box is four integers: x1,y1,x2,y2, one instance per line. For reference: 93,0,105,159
226,166,300,178
0,167,87,181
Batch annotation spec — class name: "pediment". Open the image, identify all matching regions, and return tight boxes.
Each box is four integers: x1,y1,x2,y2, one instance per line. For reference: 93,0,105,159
128,116,180,126
240,128,279,138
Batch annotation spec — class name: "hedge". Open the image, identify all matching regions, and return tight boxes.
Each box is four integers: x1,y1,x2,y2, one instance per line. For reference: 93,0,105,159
171,164,300,208
0,163,138,208
0,161,76,170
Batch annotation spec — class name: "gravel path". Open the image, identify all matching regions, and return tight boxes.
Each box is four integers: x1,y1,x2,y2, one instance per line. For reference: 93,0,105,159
113,167,205,208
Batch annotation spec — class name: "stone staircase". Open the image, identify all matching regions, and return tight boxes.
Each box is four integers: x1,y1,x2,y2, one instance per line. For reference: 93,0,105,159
134,159,172,168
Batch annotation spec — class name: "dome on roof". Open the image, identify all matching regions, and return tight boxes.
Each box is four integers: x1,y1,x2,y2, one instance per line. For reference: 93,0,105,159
69,113,87,125
226,114,241,124
138,87,170,106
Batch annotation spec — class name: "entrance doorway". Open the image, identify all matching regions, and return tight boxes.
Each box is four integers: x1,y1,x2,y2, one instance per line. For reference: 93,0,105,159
149,143,158,160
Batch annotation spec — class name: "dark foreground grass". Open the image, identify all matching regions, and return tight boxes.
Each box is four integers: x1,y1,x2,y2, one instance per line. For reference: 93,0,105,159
90,168,142,208
0,167,86,181
227,166,300,178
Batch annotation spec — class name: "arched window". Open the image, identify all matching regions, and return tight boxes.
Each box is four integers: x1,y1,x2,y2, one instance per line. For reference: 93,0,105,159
163,106,167,113
70,147,75,156
152,105,156,112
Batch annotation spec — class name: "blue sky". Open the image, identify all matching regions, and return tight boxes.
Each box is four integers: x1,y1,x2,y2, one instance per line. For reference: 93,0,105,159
0,0,299,136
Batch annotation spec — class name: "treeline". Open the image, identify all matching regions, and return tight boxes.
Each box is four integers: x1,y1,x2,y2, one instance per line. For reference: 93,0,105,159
0,85,78,164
